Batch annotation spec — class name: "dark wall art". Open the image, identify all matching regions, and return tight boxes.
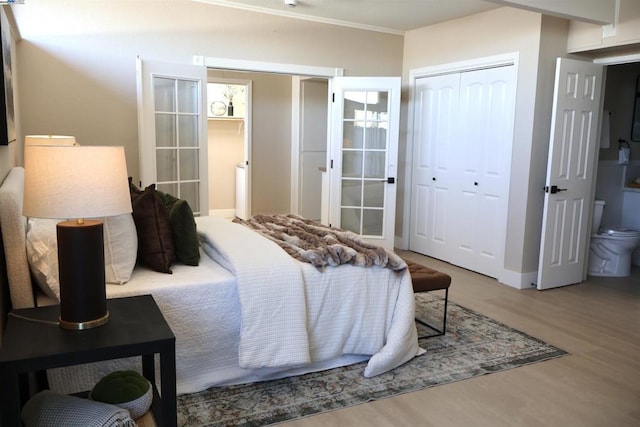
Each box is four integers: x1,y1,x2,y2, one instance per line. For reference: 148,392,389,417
0,10,15,146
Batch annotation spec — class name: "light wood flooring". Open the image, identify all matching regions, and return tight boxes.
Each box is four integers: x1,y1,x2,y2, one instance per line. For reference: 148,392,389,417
282,251,640,427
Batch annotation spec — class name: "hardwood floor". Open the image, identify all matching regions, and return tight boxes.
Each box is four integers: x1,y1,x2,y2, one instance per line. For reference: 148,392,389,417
284,251,640,427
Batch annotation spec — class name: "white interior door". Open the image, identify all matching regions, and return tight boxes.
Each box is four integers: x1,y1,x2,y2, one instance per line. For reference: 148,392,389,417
328,77,401,250
136,58,208,215
537,58,604,290
409,73,460,260
452,66,515,277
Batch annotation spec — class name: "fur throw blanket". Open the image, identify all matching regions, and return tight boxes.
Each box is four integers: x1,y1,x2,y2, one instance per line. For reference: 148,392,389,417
233,214,407,272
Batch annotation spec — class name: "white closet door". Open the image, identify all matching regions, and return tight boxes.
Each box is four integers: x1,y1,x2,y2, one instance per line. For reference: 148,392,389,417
452,65,515,277
409,73,460,260
409,65,515,279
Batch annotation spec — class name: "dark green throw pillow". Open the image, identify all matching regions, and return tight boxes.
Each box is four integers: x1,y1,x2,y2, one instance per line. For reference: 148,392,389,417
129,181,175,274
157,191,200,266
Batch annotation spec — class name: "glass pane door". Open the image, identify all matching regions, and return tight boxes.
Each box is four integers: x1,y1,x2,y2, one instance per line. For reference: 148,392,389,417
341,90,389,236
329,77,400,249
136,58,208,216
153,76,201,213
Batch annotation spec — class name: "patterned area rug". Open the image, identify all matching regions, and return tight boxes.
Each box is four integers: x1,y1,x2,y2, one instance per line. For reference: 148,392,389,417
177,294,567,426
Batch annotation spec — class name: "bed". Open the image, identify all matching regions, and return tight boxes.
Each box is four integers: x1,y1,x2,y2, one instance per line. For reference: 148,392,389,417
0,166,421,395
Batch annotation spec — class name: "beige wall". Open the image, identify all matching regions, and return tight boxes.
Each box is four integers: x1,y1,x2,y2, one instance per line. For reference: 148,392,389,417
11,0,403,183
207,119,244,211
567,0,640,53
241,72,293,215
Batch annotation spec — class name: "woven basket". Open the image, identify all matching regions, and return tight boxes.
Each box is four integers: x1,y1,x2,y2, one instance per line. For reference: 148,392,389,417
116,381,153,419
90,379,153,420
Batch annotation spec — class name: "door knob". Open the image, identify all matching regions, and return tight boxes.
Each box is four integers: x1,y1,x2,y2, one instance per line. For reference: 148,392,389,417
543,185,567,194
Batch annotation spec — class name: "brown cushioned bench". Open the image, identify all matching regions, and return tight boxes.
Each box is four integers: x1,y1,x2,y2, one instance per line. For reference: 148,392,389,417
405,259,451,339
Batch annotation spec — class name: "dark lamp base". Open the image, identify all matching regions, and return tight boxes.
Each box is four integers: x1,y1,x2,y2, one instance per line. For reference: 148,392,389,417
57,219,109,330
59,310,110,330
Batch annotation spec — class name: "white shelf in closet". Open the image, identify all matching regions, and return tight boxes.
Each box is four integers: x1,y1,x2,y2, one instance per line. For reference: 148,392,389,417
208,116,245,134
207,116,244,121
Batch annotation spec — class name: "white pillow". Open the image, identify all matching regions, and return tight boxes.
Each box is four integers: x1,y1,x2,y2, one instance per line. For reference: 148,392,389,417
102,214,138,285
26,215,138,300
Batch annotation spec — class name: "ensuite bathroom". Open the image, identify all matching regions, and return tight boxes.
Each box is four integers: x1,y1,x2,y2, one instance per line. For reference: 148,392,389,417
590,61,640,278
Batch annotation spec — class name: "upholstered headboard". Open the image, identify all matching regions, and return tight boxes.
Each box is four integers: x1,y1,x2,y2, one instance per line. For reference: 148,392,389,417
0,167,36,315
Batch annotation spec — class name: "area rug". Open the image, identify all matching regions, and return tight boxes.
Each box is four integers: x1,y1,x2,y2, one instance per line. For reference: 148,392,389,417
177,294,567,426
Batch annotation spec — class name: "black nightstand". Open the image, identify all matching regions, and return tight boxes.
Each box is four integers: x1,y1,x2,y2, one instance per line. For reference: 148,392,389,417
0,294,176,427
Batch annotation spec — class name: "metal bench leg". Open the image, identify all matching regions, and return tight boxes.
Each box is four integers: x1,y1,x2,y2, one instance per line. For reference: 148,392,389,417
416,288,448,339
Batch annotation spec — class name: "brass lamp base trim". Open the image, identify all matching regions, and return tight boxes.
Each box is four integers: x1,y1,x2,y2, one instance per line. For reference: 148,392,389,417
59,311,110,330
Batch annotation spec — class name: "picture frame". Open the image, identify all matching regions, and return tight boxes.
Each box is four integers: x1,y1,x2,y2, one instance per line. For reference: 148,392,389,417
0,9,15,146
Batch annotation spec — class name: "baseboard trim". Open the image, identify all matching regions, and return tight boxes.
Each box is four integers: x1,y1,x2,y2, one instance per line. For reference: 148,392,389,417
498,269,538,290
209,209,236,219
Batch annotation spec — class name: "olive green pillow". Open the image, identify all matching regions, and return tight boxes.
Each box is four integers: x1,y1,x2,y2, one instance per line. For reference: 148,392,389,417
91,370,150,404
157,191,200,266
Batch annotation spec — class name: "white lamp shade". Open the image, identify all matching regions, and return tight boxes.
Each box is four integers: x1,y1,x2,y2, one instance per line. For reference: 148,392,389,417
25,135,77,146
23,145,132,219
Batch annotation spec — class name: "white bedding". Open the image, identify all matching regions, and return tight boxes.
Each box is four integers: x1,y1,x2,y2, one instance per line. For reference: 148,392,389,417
198,216,421,380
198,216,311,369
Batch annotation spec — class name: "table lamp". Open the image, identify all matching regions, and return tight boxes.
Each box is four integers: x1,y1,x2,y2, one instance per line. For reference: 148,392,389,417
23,145,132,330
25,135,77,146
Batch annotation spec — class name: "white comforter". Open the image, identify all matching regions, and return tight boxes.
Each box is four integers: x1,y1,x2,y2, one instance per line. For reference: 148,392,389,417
197,216,421,378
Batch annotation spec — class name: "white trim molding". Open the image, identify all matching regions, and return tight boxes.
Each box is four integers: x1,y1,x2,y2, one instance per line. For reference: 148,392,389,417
195,56,343,78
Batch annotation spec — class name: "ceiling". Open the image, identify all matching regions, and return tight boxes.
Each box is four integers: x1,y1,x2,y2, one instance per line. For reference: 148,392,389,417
194,0,501,34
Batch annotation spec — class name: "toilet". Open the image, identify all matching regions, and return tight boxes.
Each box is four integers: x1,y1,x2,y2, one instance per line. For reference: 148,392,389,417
588,200,640,277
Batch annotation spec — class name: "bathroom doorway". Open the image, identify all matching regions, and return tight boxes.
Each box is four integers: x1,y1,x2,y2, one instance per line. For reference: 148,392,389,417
593,59,640,278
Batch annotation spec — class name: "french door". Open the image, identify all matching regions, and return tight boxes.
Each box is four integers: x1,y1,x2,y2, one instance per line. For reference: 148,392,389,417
537,58,604,290
136,58,208,215
328,77,401,250
137,58,400,249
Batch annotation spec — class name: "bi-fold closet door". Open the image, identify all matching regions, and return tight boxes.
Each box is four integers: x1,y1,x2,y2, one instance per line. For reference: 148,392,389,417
409,65,515,279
